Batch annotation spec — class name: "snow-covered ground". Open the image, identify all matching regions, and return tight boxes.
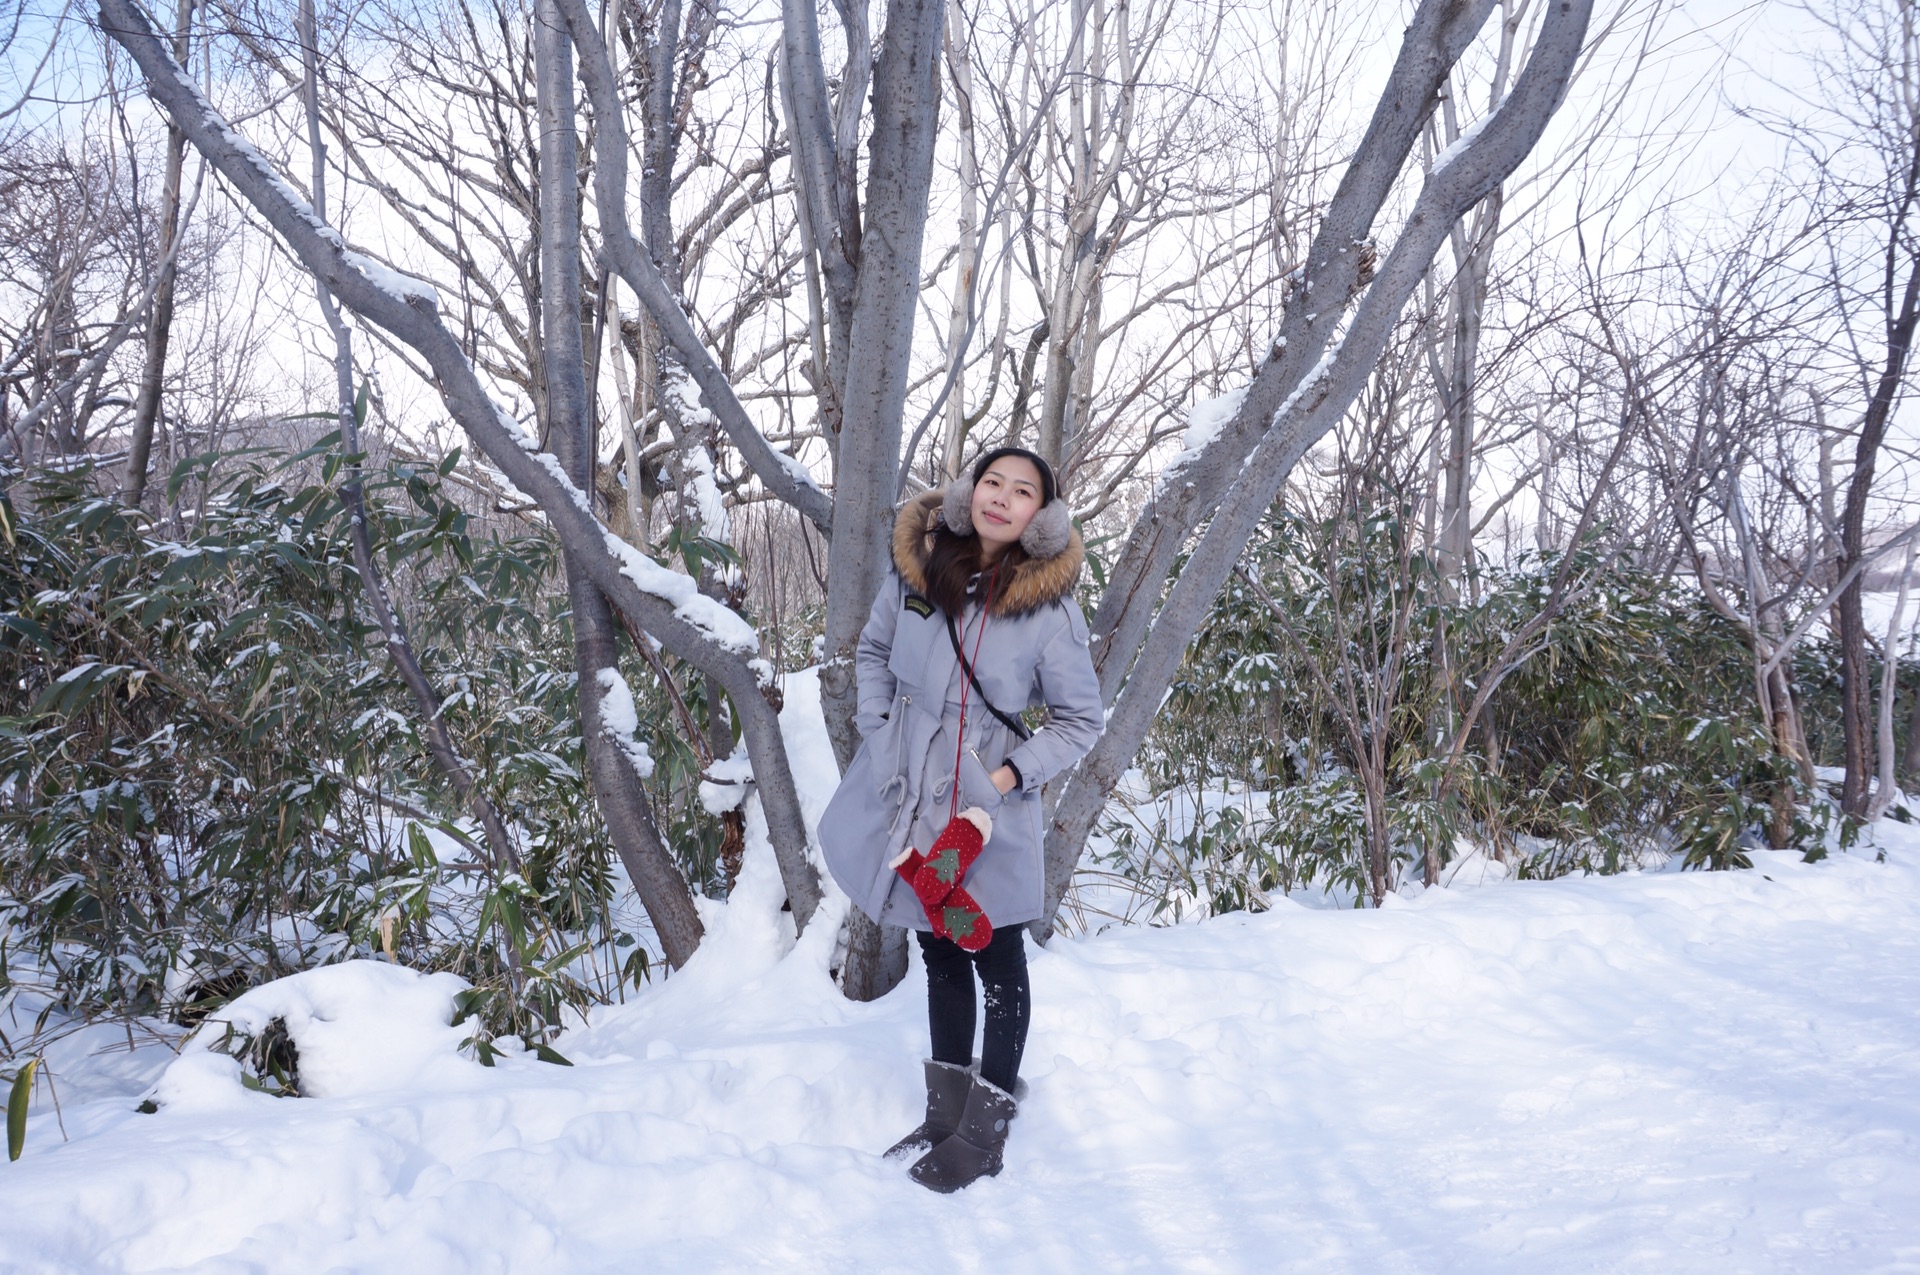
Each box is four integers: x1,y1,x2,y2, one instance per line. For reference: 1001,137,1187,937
5,670,1919,1272
5,827,1919,1272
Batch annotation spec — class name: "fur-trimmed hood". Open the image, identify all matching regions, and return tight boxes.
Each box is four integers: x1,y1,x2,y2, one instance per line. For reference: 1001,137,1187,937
892,489,1084,618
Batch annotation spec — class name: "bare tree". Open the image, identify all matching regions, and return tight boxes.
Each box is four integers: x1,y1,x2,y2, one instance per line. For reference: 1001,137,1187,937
99,0,823,971
1038,0,1596,932
99,0,1600,1001
1792,0,1920,819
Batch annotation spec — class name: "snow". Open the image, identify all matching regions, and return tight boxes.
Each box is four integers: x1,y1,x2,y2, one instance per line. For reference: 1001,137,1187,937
601,529,764,662
772,446,816,493
1154,384,1248,497
495,411,764,665
339,248,440,309
662,370,733,542
1271,345,1338,429
155,962,475,1111
697,745,754,815
594,667,656,781
1153,353,1340,500
680,441,731,545
7,679,1920,1269
1429,112,1492,176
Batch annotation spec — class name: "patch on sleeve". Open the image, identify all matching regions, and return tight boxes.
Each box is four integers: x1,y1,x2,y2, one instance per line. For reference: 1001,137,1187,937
904,592,935,619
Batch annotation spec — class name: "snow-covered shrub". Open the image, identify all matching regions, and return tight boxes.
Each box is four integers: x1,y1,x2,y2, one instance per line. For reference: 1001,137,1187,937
155,960,475,1106
0,446,745,1045
1100,500,1836,916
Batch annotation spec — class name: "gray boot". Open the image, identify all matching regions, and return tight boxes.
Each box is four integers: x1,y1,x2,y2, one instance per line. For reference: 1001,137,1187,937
884,1060,972,1160
908,1074,1017,1192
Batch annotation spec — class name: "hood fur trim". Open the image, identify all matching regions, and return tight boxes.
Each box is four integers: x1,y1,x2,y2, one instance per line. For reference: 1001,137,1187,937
893,489,1083,618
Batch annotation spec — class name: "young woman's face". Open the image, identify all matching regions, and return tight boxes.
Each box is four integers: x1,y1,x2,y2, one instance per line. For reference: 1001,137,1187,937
970,456,1046,555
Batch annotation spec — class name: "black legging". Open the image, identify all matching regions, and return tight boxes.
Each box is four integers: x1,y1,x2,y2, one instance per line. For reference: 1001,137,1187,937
918,926,1029,1093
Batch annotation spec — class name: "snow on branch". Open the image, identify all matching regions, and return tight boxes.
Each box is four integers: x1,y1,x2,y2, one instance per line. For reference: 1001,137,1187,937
95,0,775,697
594,667,657,782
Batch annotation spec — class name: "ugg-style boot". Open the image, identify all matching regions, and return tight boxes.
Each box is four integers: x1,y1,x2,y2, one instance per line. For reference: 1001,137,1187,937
908,1074,1017,1192
884,1059,973,1160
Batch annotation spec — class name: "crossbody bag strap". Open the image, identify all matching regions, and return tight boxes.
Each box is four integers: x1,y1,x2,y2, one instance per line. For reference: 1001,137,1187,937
946,612,1035,743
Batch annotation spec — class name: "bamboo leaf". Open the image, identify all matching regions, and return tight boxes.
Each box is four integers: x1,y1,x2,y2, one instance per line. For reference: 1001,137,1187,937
8,1058,38,1161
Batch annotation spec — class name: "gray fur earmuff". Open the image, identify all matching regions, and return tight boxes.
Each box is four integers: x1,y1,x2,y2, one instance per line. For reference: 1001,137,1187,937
940,478,976,535
936,477,1072,560
1019,497,1072,560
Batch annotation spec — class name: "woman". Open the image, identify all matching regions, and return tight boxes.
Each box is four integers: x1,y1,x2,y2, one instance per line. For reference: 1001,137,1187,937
819,447,1103,1193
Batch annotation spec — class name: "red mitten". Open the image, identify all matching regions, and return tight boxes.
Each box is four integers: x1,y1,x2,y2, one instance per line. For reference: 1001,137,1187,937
910,808,993,907
933,884,993,951
888,845,952,932
889,846,929,884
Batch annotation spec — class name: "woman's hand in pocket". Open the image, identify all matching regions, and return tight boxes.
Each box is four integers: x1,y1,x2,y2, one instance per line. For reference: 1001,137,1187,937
961,750,1008,808
990,765,1018,795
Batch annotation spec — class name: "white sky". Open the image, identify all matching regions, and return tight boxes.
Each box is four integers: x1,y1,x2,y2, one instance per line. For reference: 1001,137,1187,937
6,0,1910,537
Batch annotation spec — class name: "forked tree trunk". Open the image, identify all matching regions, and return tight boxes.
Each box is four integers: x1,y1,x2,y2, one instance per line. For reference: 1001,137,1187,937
533,0,706,966
1036,0,1594,934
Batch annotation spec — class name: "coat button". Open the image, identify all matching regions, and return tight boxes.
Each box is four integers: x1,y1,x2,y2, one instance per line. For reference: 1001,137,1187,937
993,1119,1006,1132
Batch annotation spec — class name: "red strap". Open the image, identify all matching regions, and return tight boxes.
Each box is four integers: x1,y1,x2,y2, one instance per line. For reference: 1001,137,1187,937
949,563,1002,820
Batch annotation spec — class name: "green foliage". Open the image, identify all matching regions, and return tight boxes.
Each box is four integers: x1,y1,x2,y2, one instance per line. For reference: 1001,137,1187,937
0,444,739,1049
1103,500,1829,914
6,1056,36,1160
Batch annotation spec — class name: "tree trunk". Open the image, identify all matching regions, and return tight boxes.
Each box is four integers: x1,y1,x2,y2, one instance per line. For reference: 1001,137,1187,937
1838,246,1920,817
551,0,826,931
1870,541,1918,818
780,0,864,437
123,0,195,508
818,0,946,1001
1037,0,1593,933
540,0,708,965
816,0,946,777
839,909,909,998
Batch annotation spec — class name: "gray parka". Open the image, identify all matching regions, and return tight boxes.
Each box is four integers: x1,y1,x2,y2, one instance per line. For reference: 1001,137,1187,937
820,490,1105,930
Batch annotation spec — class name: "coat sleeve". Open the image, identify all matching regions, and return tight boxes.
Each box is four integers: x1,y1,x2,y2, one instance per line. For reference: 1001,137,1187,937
853,568,903,739
1004,600,1104,792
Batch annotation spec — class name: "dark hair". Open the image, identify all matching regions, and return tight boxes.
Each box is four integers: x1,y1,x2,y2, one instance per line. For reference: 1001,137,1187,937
923,528,1026,619
922,448,1057,618
972,446,1057,506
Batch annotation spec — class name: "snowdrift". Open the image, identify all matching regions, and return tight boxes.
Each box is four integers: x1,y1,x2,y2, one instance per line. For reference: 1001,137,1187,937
4,821,1920,1272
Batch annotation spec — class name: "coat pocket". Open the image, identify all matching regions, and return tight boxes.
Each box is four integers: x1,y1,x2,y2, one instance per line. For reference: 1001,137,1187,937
958,748,1008,811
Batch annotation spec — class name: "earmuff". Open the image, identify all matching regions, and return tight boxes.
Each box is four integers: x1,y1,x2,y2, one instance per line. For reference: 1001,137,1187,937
937,474,1073,560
